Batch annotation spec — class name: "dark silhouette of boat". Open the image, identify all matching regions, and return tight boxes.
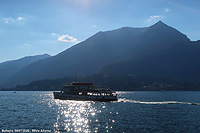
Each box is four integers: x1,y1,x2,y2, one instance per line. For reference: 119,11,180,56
53,82,117,101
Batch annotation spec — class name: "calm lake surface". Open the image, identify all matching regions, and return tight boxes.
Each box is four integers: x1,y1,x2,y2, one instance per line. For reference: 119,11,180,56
0,91,200,132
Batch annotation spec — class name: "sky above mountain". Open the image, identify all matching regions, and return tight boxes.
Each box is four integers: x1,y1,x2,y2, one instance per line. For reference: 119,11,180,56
0,0,200,63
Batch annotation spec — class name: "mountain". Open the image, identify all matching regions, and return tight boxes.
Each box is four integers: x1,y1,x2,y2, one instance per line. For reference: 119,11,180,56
100,41,200,83
0,54,51,85
0,21,193,88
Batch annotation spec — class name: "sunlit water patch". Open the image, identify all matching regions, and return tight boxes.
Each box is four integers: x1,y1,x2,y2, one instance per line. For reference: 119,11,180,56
50,99,119,132
53,100,96,132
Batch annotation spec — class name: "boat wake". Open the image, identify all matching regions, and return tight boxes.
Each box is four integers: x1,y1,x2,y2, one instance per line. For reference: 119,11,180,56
118,98,200,106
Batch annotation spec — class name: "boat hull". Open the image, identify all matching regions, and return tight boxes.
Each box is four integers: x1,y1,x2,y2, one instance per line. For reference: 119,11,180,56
53,92,117,101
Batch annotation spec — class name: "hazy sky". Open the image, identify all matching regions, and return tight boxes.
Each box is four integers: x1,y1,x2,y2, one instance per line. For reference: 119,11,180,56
0,0,200,62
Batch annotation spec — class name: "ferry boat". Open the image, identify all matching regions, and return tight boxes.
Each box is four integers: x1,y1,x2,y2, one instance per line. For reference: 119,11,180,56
53,82,117,101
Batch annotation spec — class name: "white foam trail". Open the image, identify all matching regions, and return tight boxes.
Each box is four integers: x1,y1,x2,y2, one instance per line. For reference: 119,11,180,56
118,98,200,106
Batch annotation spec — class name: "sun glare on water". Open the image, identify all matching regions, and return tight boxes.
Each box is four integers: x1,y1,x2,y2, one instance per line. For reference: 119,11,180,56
53,100,97,132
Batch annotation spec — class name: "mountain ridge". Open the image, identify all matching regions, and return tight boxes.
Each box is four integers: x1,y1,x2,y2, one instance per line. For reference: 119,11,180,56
100,40,200,82
0,21,197,88
0,54,51,85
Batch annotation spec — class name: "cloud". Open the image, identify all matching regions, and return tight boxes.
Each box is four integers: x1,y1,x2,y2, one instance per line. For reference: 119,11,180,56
148,15,161,22
52,33,79,43
17,16,23,21
3,16,23,23
58,34,78,43
51,33,58,36
164,8,169,13
3,18,14,23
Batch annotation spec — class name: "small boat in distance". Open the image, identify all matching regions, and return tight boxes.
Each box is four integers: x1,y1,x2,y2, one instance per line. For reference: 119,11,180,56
53,82,117,101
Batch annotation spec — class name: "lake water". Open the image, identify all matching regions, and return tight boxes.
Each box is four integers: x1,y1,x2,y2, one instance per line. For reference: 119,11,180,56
0,91,200,132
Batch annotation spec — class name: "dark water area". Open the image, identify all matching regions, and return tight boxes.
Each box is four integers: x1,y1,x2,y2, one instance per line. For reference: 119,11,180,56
0,91,200,132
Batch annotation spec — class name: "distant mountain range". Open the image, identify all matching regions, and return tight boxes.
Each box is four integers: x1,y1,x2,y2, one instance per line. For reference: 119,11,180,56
1,21,200,90
0,54,50,86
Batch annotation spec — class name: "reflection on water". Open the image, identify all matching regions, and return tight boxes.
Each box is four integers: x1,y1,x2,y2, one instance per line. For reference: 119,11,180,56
34,93,118,132
49,98,117,133
53,100,96,132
